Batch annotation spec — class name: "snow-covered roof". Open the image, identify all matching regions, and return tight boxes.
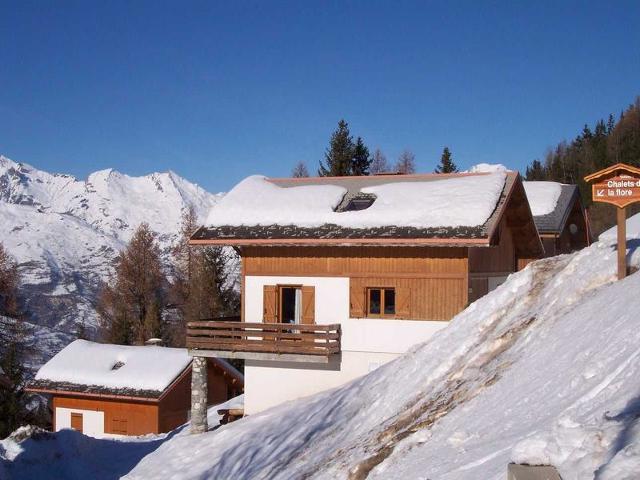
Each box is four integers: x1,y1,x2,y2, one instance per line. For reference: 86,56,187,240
192,172,545,251
30,340,192,397
205,173,506,230
523,182,581,234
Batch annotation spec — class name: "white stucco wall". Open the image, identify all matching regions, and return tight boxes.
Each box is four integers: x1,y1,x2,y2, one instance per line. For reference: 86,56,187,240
244,350,400,414
55,407,105,438
243,275,449,413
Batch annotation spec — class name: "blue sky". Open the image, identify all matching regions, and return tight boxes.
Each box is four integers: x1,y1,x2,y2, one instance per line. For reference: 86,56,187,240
1,1,639,192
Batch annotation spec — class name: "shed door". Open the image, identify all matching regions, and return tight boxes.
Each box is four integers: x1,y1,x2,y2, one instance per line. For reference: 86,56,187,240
70,412,83,433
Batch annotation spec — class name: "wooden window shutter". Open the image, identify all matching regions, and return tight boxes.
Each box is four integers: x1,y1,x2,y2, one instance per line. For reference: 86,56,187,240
301,286,315,324
395,287,411,319
350,284,365,318
70,412,83,433
263,285,277,322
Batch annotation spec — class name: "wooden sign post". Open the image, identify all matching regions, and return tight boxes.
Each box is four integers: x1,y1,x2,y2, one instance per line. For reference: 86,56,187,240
584,163,640,280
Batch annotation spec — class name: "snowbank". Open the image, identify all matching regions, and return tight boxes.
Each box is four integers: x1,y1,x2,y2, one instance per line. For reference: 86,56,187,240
205,173,507,229
34,340,191,393
600,212,640,240
523,181,563,216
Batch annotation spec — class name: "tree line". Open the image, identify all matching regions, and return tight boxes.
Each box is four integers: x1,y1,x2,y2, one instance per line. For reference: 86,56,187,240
524,97,640,234
98,206,239,347
292,119,459,178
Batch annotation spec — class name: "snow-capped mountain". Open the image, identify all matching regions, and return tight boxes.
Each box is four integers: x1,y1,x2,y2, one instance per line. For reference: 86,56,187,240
0,155,223,363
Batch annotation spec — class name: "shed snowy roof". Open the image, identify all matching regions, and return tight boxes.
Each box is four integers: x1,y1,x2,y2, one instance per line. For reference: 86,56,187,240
523,182,581,234
29,340,193,398
192,172,544,252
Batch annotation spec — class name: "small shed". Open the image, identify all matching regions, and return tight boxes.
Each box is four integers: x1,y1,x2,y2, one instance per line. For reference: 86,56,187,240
27,340,243,437
520,181,590,269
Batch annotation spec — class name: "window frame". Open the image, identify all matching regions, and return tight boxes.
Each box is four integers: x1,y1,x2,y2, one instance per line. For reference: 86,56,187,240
366,287,397,318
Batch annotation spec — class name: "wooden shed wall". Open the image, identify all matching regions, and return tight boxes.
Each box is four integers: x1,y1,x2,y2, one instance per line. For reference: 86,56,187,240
243,246,469,321
468,220,516,275
53,396,159,435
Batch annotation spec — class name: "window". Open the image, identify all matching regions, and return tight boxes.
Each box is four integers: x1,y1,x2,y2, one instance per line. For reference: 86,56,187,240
344,197,375,211
367,288,396,317
70,412,83,433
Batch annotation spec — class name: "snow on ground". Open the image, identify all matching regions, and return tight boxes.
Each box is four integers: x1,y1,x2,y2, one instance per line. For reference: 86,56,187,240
206,173,506,229
6,217,640,479
35,340,192,392
523,181,564,216
600,212,640,240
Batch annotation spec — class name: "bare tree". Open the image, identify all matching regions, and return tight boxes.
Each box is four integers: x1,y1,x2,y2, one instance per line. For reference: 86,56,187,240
370,148,390,174
291,161,309,178
395,150,416,174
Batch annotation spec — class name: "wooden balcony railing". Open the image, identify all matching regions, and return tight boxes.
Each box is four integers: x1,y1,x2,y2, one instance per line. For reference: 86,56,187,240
186,321,341,359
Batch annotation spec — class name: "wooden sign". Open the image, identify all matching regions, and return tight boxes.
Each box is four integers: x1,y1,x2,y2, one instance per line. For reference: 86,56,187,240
590,175,640,208
584,163,640,280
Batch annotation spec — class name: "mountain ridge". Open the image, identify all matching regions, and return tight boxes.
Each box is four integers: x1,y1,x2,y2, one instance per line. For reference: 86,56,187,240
0,154,224,367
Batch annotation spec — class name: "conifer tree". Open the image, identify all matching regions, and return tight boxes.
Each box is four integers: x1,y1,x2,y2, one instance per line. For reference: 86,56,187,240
370,148,390,174
351,137,371,176
169,206,240,346
98,223,167,345
291,161,309,178
0,243,30,439
525,159,546,180
319,120,355,176
434,147,458,173
395,150,417,174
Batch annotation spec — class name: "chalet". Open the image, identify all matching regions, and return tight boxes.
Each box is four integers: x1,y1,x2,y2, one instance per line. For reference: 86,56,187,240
519,181,590,269
185,171,544,420
27,340,243,437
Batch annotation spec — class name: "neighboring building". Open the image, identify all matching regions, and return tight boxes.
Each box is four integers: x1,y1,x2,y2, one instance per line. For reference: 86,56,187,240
519,181,590,269
187,171,543,415
27,340,243,437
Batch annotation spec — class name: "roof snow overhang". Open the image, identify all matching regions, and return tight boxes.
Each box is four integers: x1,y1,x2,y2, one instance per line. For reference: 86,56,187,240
26,357,244,402
191,172,543,257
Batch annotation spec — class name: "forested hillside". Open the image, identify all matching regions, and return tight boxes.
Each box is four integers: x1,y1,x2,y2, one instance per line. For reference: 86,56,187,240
525,97,640,235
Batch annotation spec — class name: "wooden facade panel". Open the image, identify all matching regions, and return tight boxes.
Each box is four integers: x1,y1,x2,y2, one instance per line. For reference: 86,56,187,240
243,246,468,277
54,396,159,435
468,220,516,274
349,276,466,321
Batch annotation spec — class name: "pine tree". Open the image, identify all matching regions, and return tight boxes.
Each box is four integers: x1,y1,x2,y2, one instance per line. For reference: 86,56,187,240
169,207,240,346
98,223,168,345
291,161,309,178
318,120,355,176
434,147,458,174
525,159,546,180
0,243,30,439
351,137,371,176
395,150,417,174
370,148,390,174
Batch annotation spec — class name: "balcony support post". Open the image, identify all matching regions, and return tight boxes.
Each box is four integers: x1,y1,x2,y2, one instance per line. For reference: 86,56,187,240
190,356,208,434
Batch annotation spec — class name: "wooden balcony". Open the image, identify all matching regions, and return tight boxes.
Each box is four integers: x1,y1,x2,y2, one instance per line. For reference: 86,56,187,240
186,321,341,363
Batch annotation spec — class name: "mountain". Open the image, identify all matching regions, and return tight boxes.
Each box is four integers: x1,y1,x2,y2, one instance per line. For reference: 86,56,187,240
0,155,223,365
